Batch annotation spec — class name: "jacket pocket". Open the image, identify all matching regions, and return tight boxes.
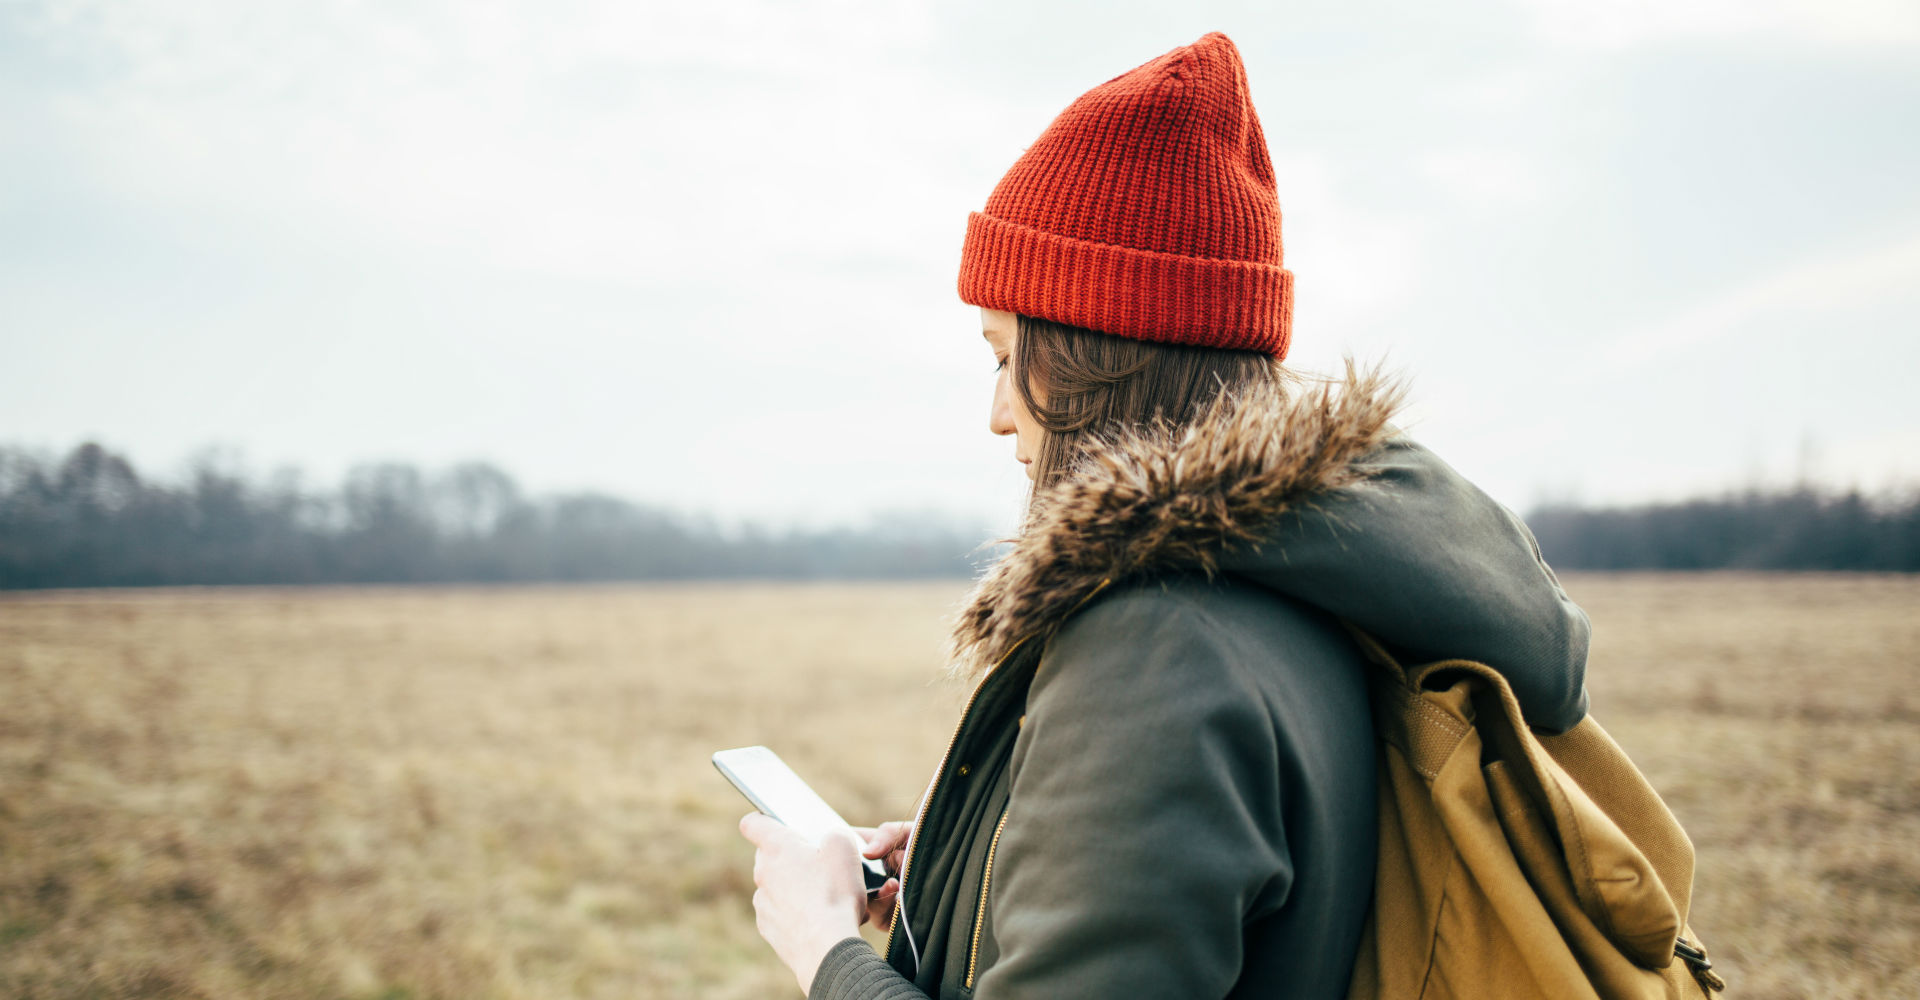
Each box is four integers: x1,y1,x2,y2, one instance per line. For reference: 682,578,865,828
965,804,1012,990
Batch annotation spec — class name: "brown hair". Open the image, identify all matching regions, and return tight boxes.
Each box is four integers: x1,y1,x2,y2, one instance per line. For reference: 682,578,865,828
1011,313,1296,493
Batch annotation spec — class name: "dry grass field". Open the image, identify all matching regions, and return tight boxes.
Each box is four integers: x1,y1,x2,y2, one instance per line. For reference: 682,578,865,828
1,574,1915,999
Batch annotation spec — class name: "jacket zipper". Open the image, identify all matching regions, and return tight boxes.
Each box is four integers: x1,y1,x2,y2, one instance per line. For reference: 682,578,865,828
965,805,1011,989
884,634,1031,964
883,577,1111,970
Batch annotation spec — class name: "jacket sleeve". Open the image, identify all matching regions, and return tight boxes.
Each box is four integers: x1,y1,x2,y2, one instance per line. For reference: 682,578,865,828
1222,434,1592,733
972,589,1293,1000
808,937,928,1000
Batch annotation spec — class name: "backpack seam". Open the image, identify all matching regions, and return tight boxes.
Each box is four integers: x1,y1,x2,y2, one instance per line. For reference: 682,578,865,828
1415,849,1456,1000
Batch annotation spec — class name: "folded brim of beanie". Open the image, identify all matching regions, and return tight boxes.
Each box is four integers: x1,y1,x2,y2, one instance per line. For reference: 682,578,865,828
957,210,1293,357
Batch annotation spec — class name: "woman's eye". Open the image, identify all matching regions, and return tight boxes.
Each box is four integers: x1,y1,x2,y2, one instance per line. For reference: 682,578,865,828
994,357,1008,374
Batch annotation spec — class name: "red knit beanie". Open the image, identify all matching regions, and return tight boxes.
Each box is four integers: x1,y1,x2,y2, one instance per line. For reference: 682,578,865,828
957,32,1293,357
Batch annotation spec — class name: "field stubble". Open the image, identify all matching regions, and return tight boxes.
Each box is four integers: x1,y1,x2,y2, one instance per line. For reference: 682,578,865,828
0,574,1915,998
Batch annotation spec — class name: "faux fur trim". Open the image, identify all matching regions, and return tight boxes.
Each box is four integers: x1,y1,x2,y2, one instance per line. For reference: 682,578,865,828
948,358,1412,681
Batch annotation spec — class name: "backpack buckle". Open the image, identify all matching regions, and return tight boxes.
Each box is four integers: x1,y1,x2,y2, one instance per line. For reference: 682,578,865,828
1674,937,1726,993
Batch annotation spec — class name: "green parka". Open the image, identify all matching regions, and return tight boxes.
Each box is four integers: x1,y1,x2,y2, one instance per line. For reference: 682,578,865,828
810,365,1592,1000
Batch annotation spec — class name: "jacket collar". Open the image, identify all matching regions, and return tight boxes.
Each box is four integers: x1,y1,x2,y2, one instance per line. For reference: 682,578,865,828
948,360,1410,681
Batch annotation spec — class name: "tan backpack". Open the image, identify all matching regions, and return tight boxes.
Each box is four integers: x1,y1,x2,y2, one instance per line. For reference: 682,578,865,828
1340,624,1728,1000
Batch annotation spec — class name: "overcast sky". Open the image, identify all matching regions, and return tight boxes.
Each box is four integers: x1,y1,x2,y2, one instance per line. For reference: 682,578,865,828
4,0,1917,531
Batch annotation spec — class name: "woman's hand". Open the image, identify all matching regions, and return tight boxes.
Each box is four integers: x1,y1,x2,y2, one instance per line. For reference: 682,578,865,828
851,821,912,927
739,813,869,993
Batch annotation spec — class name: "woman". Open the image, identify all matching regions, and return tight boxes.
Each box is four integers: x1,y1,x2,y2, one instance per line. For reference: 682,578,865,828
738,31,1591,999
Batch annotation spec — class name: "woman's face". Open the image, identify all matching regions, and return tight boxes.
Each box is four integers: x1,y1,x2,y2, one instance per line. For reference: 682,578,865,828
982,307,1042,481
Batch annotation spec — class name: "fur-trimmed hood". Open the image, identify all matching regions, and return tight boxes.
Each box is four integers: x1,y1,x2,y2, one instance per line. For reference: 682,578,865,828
949,360,1594,733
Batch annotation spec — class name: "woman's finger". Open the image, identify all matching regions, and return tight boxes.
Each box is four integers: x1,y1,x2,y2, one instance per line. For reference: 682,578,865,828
863,877,900,927
860,822,900,853
862,820,911,859
739,811,782,847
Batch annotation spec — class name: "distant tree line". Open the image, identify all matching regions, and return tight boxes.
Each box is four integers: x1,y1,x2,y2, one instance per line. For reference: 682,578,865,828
2,442,1915,590
1526,488,1920,572
0,443,987,589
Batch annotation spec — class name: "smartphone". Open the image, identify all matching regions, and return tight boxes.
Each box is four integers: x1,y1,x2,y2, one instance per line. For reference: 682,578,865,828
712,745,890,898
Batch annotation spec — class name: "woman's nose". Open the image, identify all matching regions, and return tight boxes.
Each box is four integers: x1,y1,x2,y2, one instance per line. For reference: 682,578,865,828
989,376,1017,437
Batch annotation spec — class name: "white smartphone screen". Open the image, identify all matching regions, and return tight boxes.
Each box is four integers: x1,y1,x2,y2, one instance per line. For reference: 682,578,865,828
712,745,889,895
712,745,855,841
